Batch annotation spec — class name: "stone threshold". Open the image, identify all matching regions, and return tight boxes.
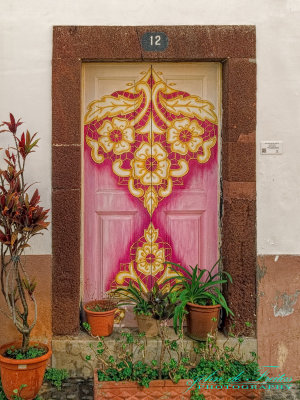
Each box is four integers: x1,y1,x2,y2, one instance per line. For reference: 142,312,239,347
51,328,257,378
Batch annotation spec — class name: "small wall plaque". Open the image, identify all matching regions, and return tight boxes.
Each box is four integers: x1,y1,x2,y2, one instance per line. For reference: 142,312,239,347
260,141,283,155
141,32,168,52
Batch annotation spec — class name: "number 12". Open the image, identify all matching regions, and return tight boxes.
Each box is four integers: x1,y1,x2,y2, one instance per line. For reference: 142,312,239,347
150,35,161,46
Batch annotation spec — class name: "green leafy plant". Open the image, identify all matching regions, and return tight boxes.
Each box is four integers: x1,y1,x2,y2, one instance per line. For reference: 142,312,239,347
4,344,46,360
165,260,234,333
86,299,117,312
146,282,178,321
11,385,27,400
112,280,153,316
190,390,206,400
0,114,50,352
112,280,178,319
85,322,260,389
112,280,179,366
44,368,69,390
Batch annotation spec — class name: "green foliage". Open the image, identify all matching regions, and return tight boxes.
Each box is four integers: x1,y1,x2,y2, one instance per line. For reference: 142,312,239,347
0,380,6,400
98,360,159,388
11,385,27,400
190,390,206,400
4,345,46,360
113,280,152,316
88,328,260,389
86,300,117,312
146,283,178,321
112,280,178,320
82,321,91,332
165,260,234,333
44,368,69,390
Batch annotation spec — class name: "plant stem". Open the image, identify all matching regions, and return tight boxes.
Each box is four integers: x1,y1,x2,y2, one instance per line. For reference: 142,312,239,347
158,321,166,380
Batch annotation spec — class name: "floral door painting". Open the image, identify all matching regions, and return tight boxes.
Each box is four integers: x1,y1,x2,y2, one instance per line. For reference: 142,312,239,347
83,63,221,308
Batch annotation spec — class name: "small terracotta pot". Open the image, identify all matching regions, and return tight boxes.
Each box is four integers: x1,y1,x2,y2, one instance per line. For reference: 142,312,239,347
0,341,52,400
186,302,221,340
136,314,159,337
84,300,119,337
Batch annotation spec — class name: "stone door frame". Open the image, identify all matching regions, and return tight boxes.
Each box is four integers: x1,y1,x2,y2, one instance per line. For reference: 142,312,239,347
52,25,256,336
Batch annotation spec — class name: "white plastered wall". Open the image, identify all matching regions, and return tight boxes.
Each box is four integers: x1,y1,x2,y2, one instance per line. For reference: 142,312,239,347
0,0,300,255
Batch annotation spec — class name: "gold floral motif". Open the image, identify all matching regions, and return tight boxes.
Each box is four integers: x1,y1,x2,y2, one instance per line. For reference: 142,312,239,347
85,67,219,292
135,224,165,276
97,118,135,155
114,262,148,293
111,222,182,292
131,142,171,186
143,187,159,216
158,91,218,125
167,118,204,155
84,90,144,125
85,67,218,217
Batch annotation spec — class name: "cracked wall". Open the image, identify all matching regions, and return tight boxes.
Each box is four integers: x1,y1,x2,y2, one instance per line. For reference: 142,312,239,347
257,255,300,379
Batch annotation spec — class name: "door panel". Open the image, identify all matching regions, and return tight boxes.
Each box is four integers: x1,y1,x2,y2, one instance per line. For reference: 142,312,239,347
83,62,220,302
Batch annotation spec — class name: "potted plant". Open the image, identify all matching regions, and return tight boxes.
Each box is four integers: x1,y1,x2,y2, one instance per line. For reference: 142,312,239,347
166,259,234,340
0,114,52,400
112,280,177,337
86,323,262,400
83,298,123,337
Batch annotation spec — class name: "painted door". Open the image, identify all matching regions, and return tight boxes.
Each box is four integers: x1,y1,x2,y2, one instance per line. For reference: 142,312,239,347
83,63,220,302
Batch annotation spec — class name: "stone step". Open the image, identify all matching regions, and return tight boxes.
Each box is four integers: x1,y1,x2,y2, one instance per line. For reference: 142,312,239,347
51,328,257,378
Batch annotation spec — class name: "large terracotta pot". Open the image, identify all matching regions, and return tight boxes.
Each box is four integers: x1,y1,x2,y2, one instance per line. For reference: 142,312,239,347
136,314,159,337
0,341,52,400
94,371,262,399
186,302,221,340
84,300,120,337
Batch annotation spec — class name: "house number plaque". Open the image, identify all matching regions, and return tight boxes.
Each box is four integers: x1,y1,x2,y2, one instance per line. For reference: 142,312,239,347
141,32,168,51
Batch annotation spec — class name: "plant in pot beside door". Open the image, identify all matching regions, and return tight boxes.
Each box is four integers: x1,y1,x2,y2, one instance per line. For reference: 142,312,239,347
167,259,234,340
83,298,123,337
113,280,177,337
112,280,159,337
0,114,51,400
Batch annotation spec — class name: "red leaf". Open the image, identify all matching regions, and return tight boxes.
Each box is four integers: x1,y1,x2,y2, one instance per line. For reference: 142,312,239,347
1,114,23,134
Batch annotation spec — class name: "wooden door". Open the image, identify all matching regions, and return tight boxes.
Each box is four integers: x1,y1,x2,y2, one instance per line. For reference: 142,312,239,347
83,63,220,302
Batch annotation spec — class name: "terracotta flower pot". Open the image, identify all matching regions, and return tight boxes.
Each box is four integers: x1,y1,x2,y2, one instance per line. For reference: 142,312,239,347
136,314,159,337
186,302,221,340
0,341,52,400
84,300,120,337
94,371,262,399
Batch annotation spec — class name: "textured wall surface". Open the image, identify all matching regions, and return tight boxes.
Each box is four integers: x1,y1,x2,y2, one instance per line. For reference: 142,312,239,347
257,255,300,379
